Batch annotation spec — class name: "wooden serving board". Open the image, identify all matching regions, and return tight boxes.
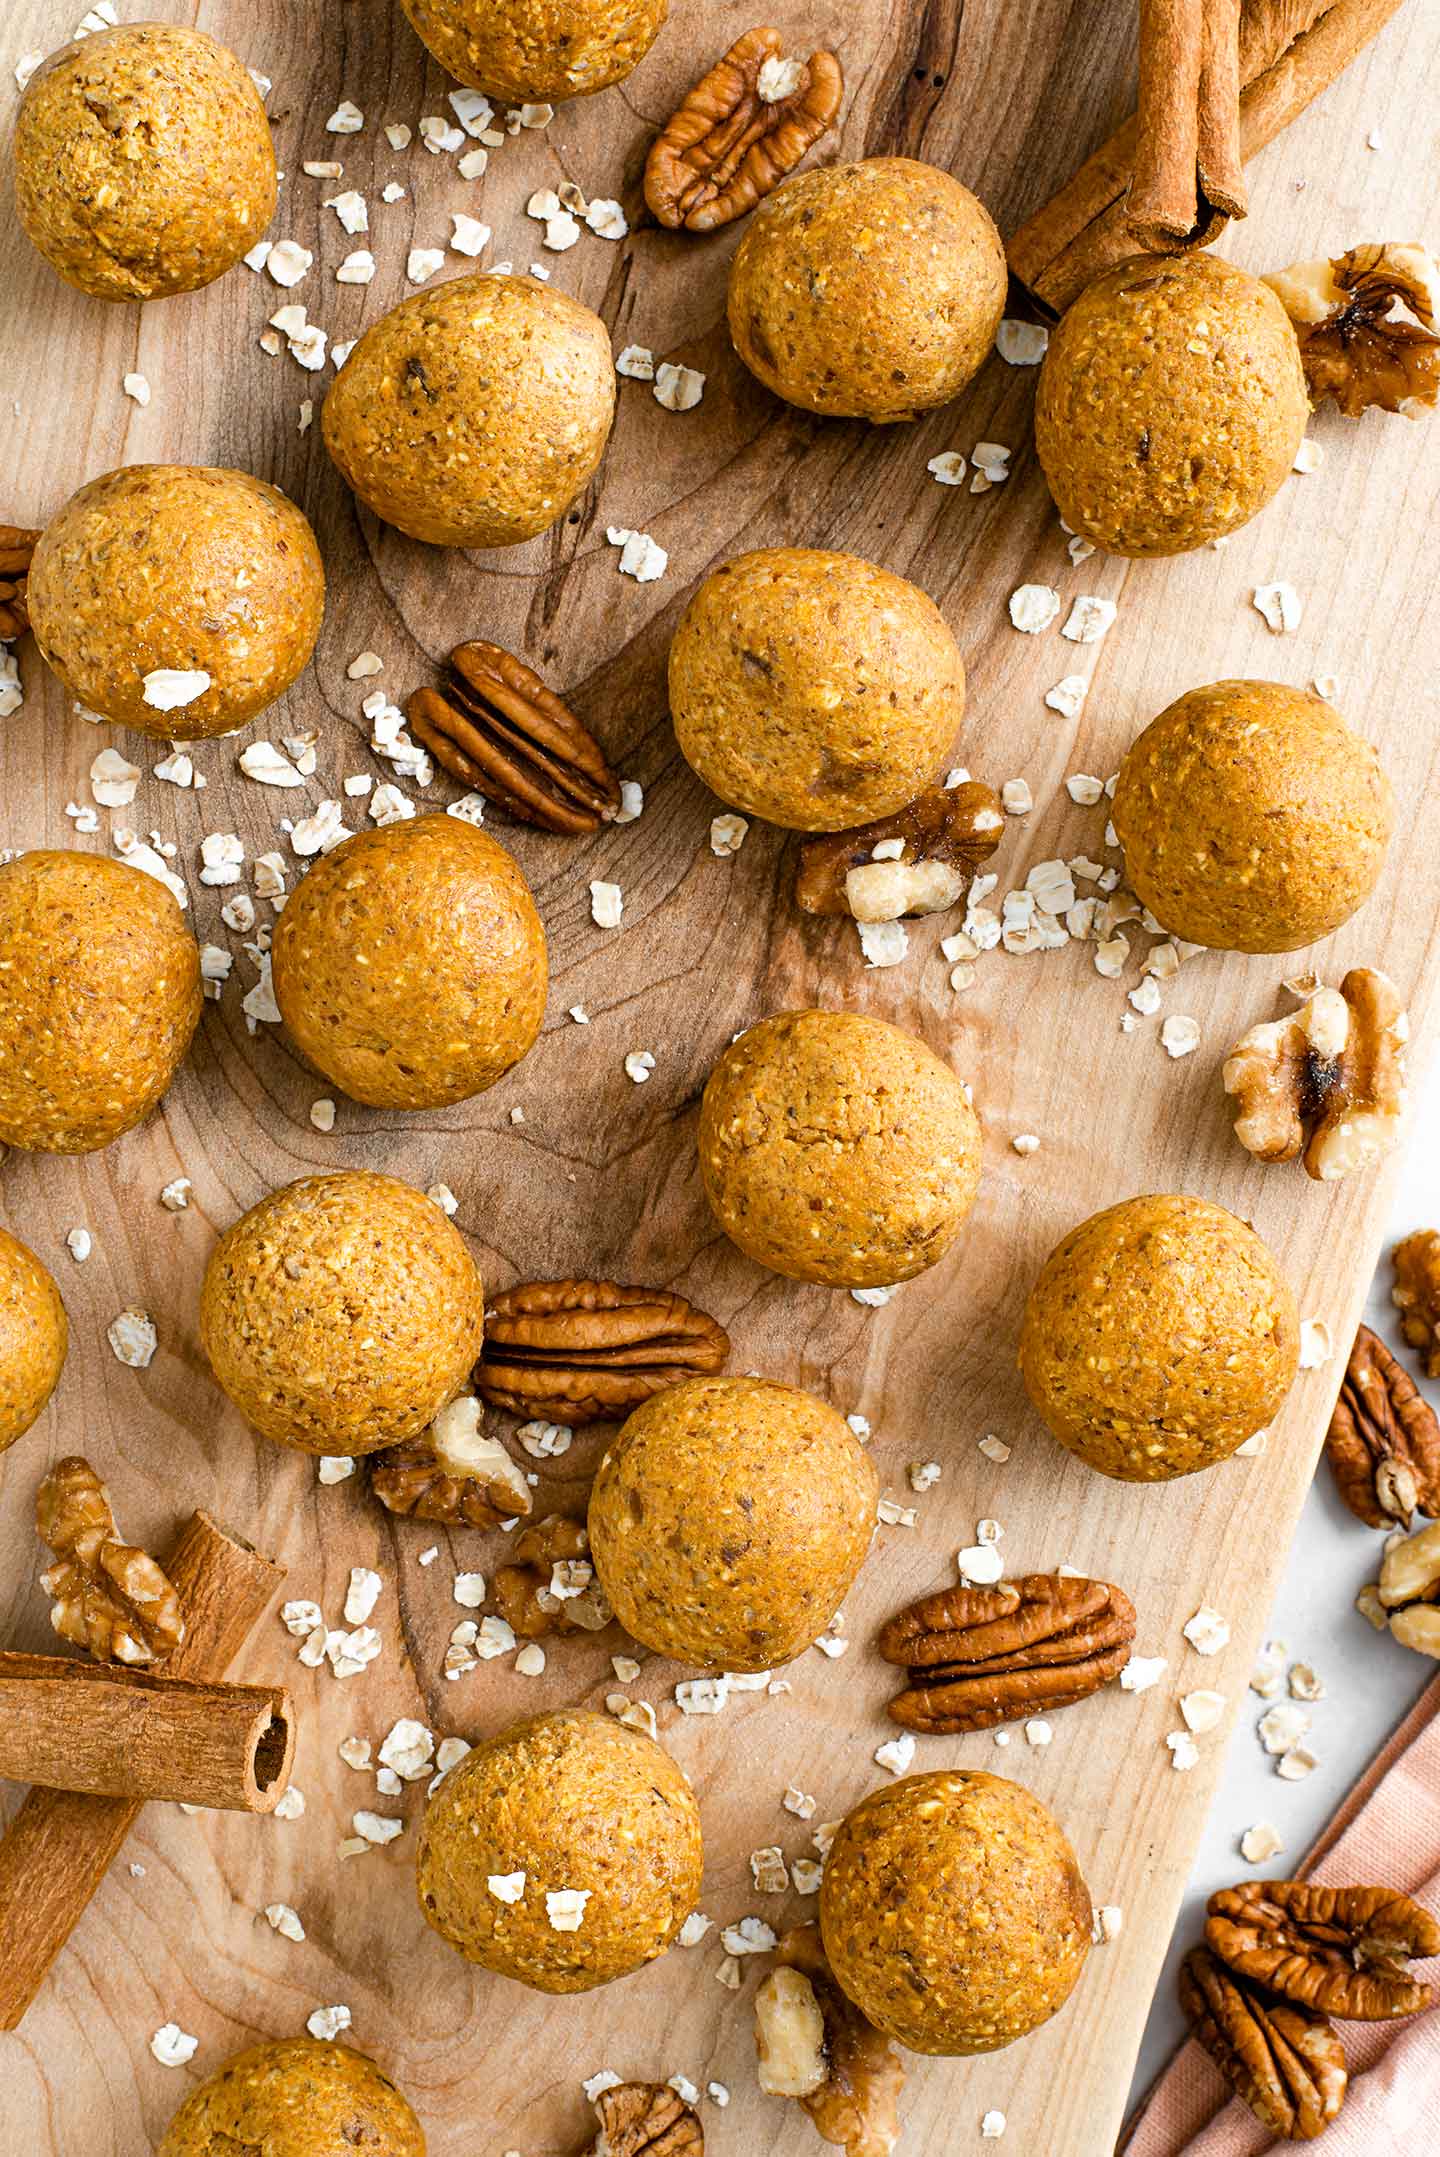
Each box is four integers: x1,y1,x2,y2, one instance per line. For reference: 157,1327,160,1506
3,2,1439,2151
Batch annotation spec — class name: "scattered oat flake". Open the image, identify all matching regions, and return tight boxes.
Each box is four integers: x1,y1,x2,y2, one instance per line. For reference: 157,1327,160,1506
606,527,667,582
336,250,376,285
1161,1015,1201,1059
654,361,705,412
1241,1821,1285,1864
1121,1654,1167,1692
240,740,305,787
1046,675,1088,720
616,344,655,380
1299,1318,1333,1368
326,100,364,133
1062,596,1117,643
1167,1731,1200,1771
858,918,908,968
143,669,210,712
317,1456,354,1485
267,240,314,288
1184,1607,1230,1656
451,214,491,258
1093,1905,1124,1943
1001,779,1033,815
1259,1701,1312,1757
307,2004,352,2041
958,1543,1005,1585
546,1887,590,1932
408,248,446,284
585,198,627,239
982,2112,1007,2138
1180,1689,1226,1734
265,1902,305,1942
108,1308,157,1368
590,880,623,929
927,450,967,486
150,2023,198,2067
1253,582,1302,634
996,318,1049,365
1009,584,1061,634
90,747,141,807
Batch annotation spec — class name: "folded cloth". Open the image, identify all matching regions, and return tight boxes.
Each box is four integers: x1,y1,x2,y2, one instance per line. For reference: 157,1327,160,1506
1123,1675,1440,2154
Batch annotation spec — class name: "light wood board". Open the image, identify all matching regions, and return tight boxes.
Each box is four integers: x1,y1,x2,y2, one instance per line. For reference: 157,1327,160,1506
2,1,1439,2151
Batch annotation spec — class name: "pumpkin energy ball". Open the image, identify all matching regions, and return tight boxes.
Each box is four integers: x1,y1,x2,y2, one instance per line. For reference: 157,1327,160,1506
157,2036,424,2157
323,273,615,549
727,157,1006,422
199,1171,486,1457
1020,1194,1299,1482
27,465,324,741
0,850,201,1153
587,1374,877,1671
272,817,546,1110
0,1230,67,1453
1111,679,1393,954
669,549,965,832
1034,253,1308,555
416,1709,702,1992
15,24,275,303
699,1010,981,1288
398,0,667,102
820,1771,1091,2055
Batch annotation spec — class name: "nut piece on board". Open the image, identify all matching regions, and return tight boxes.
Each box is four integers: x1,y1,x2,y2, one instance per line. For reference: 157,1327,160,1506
407,642,620,835
36,1455,185,1666
0,525,38,640
1179,1944,1347,2142
370,1396,532,1529
1391,1230,1440,1378
1205,1881,1440,2019
475,1279,730,1423
489,1516,614,1639
1374,1517,1440,1658
1265,244,1440,416
1324,1323,1440,1528
645,28,843,234
755,1924,904,2157
1222,970,1407,1181
877,1572,1136,1735
794,781,1004,922
586,2080,703,2154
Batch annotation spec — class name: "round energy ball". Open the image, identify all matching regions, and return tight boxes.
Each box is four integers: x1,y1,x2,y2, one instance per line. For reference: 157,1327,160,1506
15,24,275,303
728,157,1006,422
699,1010,981,1288
1019,1194,1299,1482
398,0,667,102
1034,253,1308,556
0,1230,67,1453
588,1375,877,1670
272,817,547,1110
1111,679,1393,954
820,1771,1091,2055
323,273,615,549
27,465,324,741
157,2036,424,2157
416,1709,702,1992
0,850,201,1153
669,549,964,832
199,1171,486,1457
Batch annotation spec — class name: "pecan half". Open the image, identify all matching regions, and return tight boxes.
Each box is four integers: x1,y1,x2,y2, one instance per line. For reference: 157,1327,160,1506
1205,1882,1440,2020
644,28,843,235
1392,1230,1440,1378
475,1279,729,1424
1375,1517,1440,1657
369,1395,532,1530
587,2081,702,2155
407,641,621,835
754,1925,904,2157
488,1514,614,1639
1325,1323,1440,1528
1265,243,1440,417
36,1455,185,1667
0,525,39,641
877,1571,1136,1735
795,781,1005,923
1222,970,1408,1182
1179,1945,1347,2142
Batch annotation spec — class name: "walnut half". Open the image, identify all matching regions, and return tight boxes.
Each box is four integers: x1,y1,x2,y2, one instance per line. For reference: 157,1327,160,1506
1222,969,1407,1181
1265,243,1440,417
795,781,1004,923
369,1395,532,1530
755,1926,903,2157
36,1455,185,1666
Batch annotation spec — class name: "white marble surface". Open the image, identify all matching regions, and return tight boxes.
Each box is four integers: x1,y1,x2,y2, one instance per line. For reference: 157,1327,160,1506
1130,1051,1440,2110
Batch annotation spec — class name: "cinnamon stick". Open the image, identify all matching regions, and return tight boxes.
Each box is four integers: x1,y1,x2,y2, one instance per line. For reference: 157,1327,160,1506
1128,0,1212,248
0,1512,284,2031
1010,0,1407,314
0,1654,294,1813
1197,0,1249,219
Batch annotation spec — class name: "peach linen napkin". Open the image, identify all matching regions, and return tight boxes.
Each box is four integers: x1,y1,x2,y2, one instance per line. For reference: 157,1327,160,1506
1123,1675,1440,2154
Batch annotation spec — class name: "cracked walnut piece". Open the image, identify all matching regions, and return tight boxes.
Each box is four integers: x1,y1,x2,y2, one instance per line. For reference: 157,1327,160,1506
489,1516,613,1638
1265,244,1440,417
475,1279,729,1423
1391,1230,1440,1377
1223,969,1407,1181
755,1924,904,2157
587,2079,702,2155
794,781,1005,923
36,1455,184,1666
1205,1882,1440,2020
370,1395,532,1529
1325,1323,1440,1528
408,642,621,836
1374,1517,1440,1659
1179,1945,1346,2142
0,526,38,640
645,28,842,234
878,1572,1136,1734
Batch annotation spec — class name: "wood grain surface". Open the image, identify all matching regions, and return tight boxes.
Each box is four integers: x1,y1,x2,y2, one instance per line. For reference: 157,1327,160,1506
2,2,1438,2152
